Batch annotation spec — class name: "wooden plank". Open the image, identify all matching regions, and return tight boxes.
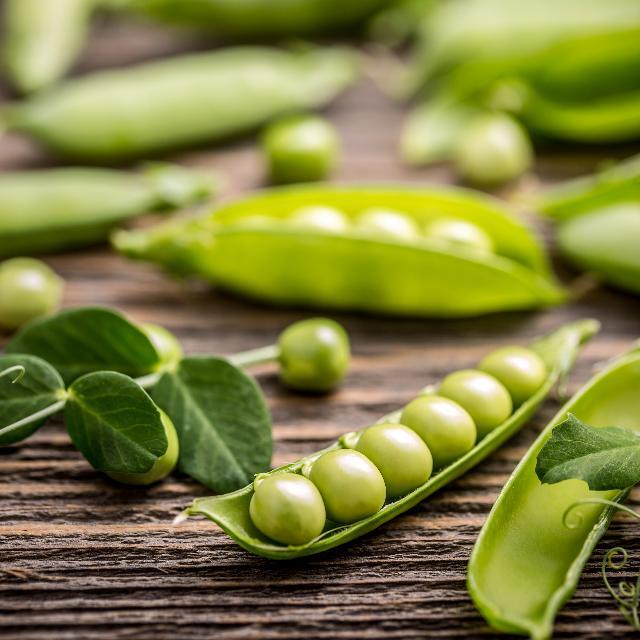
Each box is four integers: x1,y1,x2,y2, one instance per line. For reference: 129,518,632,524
1,13,640,640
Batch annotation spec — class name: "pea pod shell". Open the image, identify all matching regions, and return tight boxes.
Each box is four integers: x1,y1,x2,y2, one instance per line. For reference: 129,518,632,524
0,164,217,257
2,0,93,94
468,343,640,639
176,319,598,559
6,46,358,161
114,184,565,317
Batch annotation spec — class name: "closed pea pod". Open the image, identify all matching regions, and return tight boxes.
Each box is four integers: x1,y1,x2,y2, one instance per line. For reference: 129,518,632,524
4,46,358,161
175,320,596,558
468,343,640,639
2,0,93,94
0,164,217,258
114,184,565,317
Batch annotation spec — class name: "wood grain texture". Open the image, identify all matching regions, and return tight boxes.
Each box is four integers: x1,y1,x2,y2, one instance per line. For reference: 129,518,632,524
1,13,640,640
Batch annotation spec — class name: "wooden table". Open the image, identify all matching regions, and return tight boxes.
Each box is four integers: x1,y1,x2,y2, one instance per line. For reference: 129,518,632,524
1,15,640,640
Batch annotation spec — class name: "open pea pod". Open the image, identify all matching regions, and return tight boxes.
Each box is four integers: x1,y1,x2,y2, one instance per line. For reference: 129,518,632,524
176,319,597,559
468,341,640,639
114,185,565,317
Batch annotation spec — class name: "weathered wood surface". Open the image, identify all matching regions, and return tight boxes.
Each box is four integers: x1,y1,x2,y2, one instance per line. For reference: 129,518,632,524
1,14,640,640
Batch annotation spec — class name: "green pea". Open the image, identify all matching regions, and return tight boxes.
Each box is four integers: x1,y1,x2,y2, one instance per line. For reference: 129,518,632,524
309,449,386,523
249,472,326,546
355,422,432,498
400,395,476,469
425,218,494,253
454,113,533,187
439,369,512,439
140,322,183,368
479,346,547,406
290,205,350,233
263,115,339,184
278,317,350,392
0,258,64,330
356,208,420,240
107,411,179,485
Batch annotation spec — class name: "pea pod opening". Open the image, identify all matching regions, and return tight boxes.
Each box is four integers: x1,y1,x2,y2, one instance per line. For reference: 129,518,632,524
175,319,597,559
2,46,358,161
114,184,565,317
467,341,640,639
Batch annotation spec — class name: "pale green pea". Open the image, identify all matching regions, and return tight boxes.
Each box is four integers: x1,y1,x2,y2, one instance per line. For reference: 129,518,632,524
0,258,64,330
107,411,179,485
140,322,183,367
355,422,432,498
356,207,420,240
479,346,547,406
290,205,350,233
263,115,339,184
249,472,326,546
425,218,494,253
439,369,512,438
400,395,477,469
309,449,386,523
454,113,533,187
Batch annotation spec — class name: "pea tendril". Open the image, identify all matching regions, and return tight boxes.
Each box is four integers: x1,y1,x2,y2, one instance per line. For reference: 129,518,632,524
0,365,26,384
564,498,640,630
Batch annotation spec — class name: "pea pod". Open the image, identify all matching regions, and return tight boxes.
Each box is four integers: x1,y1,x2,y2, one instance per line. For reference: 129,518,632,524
3,46,358,161
119,0,390,39
174,319,597,559
468,342,640,639
114,185,565,317
0,164,217,257
2,0,94,94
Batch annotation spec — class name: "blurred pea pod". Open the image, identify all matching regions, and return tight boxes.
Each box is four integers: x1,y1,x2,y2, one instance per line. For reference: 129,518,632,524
2,0,95,94
113,184,565,317
539,155,640,295
0,164,217,257
115,0,391,39
3,46,358,161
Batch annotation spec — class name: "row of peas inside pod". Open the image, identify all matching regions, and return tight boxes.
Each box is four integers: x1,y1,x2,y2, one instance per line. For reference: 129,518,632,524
249,345,547,546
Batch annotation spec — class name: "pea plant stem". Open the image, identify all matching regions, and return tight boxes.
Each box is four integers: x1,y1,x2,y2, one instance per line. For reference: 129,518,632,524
0,398,67,439
228,344,280,369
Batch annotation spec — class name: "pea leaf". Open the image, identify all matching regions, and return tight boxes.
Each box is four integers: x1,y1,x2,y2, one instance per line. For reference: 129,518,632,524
66,371,167,474
6,306,161,385
151,357,272,493
0,354,66,446
535,413,640,490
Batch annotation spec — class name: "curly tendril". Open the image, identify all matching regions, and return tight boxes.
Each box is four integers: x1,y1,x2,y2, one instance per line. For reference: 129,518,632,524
565,499,640,631
0,365,25,384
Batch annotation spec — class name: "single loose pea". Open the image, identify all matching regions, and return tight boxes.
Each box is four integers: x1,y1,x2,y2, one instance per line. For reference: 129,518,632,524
309,449,386,524
140,322,183,367
425,218,494,253
263,115,340,184
479,346,547,406
108,411,179,485
0,258,64,330
249,472,326,546
400,395,476,469
439,369,512,439
454,113,533,187
290,205,350,233
278,317,350,392
356,208,420,240
355,422,432,498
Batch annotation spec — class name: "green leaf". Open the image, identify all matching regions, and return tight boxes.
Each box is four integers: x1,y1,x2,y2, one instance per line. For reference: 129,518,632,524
536,413,640,490
0,354,66,446
7,306,161,384
66,371,167,474
151,356,272,493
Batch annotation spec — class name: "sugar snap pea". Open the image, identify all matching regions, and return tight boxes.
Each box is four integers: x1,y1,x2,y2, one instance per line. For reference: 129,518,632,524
0,164,217,257
119,0,391,39
2,0,94,94
3,46,357,161
174,319,597,559
114,184,565,317
468,341,640,639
